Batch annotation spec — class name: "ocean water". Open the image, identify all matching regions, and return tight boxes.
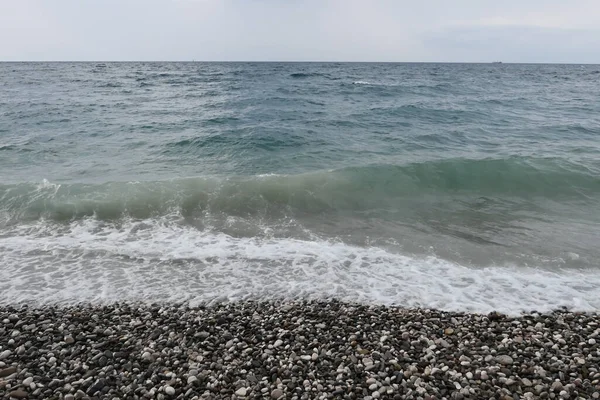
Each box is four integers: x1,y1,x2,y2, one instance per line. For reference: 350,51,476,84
1,62,600,314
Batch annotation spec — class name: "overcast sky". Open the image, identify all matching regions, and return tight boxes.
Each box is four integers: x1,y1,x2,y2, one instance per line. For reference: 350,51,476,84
2,0,600,63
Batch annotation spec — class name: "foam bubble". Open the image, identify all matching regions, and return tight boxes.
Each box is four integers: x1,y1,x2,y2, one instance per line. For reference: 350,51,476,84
0,217,599,314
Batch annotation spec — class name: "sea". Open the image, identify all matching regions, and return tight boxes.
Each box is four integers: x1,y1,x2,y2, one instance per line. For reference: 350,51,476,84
1,62,599,314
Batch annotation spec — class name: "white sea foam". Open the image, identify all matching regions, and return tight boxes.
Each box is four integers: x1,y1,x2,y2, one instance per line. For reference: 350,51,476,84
1,217,599,314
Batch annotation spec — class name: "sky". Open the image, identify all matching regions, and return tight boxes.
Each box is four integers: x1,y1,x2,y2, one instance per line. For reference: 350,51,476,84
1,0,600,63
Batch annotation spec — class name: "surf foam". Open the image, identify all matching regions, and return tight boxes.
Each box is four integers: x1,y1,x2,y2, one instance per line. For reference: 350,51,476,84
0,217,598,315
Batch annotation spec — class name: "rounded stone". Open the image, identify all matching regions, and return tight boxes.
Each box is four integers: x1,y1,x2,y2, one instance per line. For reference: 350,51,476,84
495,355,513,365
164,386,175,395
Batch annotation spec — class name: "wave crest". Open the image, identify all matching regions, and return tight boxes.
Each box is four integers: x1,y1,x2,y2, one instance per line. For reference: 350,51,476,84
0,157,597,223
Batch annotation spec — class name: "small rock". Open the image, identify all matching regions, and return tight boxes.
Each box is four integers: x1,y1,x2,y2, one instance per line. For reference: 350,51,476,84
165,385,175,395
187,376,197,385
197,331,210,339
271,389,284,399
534,385,545,394
496,355,513,365
0,350,11,360
87,378,106,395
235,387,247,397
522,378,532,387
65,335,75,344
273,339,283,348
22,377,33,386
0,366,17,378
551,381,564,392
8,390,28,399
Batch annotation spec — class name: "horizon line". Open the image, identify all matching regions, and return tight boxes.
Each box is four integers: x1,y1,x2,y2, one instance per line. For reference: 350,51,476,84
1,60,599,65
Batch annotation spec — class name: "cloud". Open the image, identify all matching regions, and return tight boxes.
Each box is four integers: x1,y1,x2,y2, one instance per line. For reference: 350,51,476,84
0,0,599,62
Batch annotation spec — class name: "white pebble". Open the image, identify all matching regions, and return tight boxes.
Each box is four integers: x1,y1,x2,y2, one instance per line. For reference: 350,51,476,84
164,385,175,395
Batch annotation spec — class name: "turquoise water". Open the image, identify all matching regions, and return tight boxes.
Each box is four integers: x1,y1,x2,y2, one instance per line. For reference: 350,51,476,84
1,62,599,312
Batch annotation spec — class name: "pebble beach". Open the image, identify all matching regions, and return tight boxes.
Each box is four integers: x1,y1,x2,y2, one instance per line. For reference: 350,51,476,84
1,301,599,399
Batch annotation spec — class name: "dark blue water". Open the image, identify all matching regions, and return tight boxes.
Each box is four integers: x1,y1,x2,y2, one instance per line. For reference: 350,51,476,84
1,62,599,312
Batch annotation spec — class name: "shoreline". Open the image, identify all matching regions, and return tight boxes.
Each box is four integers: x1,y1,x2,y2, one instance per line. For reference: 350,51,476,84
1,301,599,399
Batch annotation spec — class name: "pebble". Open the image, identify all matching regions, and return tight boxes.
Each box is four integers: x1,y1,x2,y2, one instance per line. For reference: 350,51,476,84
496,355,514,365
0,366,17,378
8,390,28,399
164,385,175,395
0,301,598,399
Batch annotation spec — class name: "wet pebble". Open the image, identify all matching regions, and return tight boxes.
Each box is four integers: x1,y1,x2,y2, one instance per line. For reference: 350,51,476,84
0,301,598,399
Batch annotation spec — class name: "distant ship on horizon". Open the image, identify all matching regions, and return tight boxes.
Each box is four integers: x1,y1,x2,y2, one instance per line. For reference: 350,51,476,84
492,61,503,64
